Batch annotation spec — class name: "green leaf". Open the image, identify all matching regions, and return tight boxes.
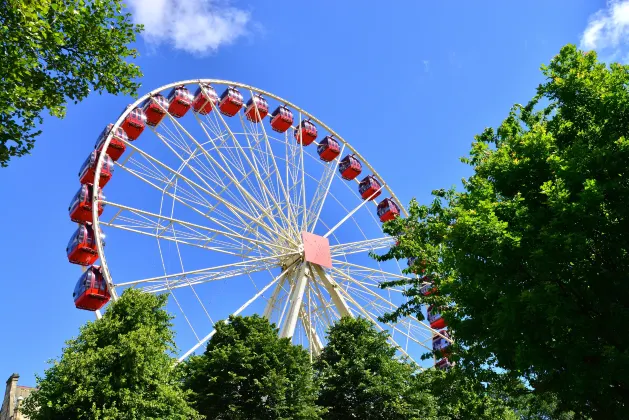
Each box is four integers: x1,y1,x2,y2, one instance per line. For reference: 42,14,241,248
0,0,143,167
22,289,200,420
375,43,629,419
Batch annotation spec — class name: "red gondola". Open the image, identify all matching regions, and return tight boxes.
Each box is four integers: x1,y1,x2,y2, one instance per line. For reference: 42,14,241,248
73,266,111,311
66,224,101,266
358,175,382,201
339,154,362,180
79,151,114,188
94,124,128,161
420,281,437,296
167,85,193,118
432,330,452,356
219,86,244,117
120,107,146,140
294,120,317,146
407,256,417,267
245,94,269,123
69,184,105,224
407,256,427,274
377,198,400,222
192,83,219,115
427,305,447,330
436,358,454,371
317,136,341,162
143,94,169,127
270,105,294,133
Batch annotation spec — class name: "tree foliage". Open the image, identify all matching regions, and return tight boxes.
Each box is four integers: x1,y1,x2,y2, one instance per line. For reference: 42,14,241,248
415,368,519,420
314,317,436,420
182,315,321,420
0,0,142,167
375,44,629,418
22,289,200,419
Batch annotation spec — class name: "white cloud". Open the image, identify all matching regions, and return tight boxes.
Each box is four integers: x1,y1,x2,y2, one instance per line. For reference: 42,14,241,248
580,0,629,55
128,0,251,54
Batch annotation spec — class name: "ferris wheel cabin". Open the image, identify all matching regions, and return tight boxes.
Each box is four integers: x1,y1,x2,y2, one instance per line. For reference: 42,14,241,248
407,256,417,271
270,105,294,133
407,256,427,274
143,94,169,127
73,266,111,311
219,86,244,117
377,198,400,222
432,330,451,356
436,358,454,371
339,154,362,180
120,107,146,140
94,124,128,162
167,85,193,118
358,175,382,201
420,281,437,296
68,184,104,224
317,136,341,162
192,83,219,115
295,120,318,146
427,305,447,330
66,224,100,266
245,94,269,123
79,151,114,188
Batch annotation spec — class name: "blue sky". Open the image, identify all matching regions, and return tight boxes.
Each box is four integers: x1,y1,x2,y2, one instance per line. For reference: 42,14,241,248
0,0,621,385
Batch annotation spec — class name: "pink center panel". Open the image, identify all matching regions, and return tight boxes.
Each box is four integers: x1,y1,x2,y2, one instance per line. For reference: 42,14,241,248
301,232,332,268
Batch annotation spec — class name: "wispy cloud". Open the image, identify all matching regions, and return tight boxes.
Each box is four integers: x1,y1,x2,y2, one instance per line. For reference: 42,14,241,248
580,0,629,58
128,0,251,54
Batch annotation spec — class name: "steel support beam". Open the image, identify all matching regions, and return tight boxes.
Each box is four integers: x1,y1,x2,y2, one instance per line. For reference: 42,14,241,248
313,264,353,318
279,263,308,338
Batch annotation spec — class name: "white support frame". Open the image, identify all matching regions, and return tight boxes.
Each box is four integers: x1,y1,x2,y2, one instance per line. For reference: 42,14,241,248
85,79,442,366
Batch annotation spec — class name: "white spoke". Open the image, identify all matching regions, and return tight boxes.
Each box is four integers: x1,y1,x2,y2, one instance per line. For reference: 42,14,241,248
263,268,290,320
89,79,429,366
330,237,396,257
200,99,298,243
242,94,300,238
334,282,414,360
297,113,308,230
330,267,445,344
323,184,384,239
103,201,292,255
331,259,413,282
116,253,291,288
307,143,345,232
120,139,292,245
177,268,291,362
299,305,323,357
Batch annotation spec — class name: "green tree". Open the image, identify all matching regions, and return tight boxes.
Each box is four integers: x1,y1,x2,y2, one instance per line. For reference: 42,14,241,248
314,316,436,420
375,44,629,418
0,0,142,167
509,390,576,420
182,315,321,420
416,368,526,420
22,289,200,419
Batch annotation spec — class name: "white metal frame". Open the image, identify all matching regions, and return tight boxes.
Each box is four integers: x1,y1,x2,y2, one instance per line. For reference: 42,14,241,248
87,79,446,364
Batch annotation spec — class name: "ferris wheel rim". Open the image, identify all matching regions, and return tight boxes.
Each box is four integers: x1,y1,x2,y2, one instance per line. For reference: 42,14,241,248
87,79,438,363
91,79,408,302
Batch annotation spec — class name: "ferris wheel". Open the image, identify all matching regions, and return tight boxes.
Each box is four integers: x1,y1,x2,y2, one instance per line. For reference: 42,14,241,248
65,79,453,367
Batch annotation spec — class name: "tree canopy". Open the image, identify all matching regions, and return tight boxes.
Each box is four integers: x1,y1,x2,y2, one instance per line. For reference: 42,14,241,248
314,316,436,420
375,44,629,418
0,0,142,167
22,289,199,419
182,315,321,420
